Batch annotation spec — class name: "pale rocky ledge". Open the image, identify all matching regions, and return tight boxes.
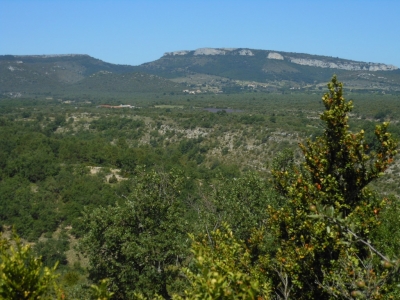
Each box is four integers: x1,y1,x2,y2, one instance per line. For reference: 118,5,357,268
164,48,398,71
287,57,398,71
164,48,255,56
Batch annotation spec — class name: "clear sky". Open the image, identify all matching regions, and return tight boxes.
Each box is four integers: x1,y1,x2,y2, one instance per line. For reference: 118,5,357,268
1,0,399,67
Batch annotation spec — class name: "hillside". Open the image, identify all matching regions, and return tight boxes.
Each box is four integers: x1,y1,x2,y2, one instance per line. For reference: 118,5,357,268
0,54,182,98
136,48,400,93
70,71,183,96
1,49,400,99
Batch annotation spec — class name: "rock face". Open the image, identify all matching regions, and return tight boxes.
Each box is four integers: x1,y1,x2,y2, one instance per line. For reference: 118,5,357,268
267,52,284,60
194,48,227,55
163,50,190,56
288,57,398,71
164,48,255,57
368,64,398,71
238,49,254,56
162,48,398,71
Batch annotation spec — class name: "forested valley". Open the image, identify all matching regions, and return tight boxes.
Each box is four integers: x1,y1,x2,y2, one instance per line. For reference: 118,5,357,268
1,77,400,299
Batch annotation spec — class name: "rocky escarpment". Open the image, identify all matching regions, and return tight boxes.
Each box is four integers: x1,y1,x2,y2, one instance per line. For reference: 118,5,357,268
286,57,398,71
163,48,398,72
164,48,256,57
267,52,284,60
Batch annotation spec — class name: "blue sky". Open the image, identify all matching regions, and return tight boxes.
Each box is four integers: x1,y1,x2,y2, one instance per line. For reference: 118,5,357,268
1,0,399,67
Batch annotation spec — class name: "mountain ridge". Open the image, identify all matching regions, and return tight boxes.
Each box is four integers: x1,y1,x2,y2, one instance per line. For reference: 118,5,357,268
1,48,400,98
135,48,400,93
162,48,398,71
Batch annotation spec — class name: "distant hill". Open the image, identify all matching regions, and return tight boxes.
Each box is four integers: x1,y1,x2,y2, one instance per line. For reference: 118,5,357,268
0,54,182,98
136,48,400,93
71,71,183,96
1,49,400,98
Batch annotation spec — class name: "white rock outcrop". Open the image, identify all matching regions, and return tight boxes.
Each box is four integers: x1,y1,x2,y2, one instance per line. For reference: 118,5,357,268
238,49,254,56
194,48,227,55
163,50,189,56
161,48,398,71
164,48,255,56
368,64,398,71
289,58,398,71
267,52,284,60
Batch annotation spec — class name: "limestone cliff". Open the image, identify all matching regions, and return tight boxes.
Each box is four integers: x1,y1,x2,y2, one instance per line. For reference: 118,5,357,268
163,48,398,71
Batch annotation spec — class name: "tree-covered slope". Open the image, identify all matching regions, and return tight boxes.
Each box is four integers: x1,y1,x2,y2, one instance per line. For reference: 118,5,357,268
136,48,400,91
2,49,400,99
0,55,182,97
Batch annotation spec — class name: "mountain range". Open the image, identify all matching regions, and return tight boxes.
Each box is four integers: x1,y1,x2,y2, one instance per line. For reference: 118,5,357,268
1,48,400,98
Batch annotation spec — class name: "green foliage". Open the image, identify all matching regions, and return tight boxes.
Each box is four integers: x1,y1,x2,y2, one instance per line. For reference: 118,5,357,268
271,148,294,173
90,117,144,140
90,279,114,300
202,172,278,241
2,72,400,299
370,197,400,297
62,271,80,286
176,223,271,299
80,169,190,299
372,196,400,259
34,236,69,267
0,232,61,299
4,131,60,182
268,75,398,299
108,174,118,184
239,114,265,125
374,110,389,122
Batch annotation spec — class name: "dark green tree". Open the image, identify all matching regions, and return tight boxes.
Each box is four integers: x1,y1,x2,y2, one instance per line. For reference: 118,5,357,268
80,169,190,299
34,236,69,267
202,172,278,241
268,76,398,299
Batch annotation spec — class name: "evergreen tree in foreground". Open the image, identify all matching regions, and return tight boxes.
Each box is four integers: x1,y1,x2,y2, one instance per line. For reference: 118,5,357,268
268,75,398,299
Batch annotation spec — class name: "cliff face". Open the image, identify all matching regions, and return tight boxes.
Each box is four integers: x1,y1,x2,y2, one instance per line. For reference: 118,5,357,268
163,48,398,72
286,57,398,71
142,48,400,92
164,48,256,57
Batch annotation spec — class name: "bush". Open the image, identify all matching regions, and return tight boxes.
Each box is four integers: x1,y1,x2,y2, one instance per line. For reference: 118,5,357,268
268,76,398,299
0,232,61,299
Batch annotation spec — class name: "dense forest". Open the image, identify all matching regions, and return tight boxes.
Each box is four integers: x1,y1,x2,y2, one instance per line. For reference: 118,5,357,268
1,76,400,299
